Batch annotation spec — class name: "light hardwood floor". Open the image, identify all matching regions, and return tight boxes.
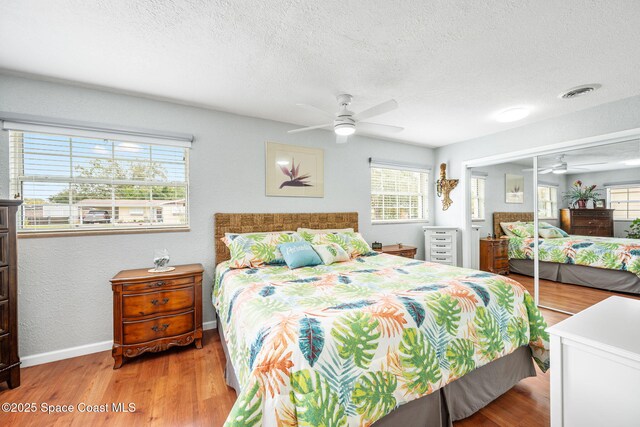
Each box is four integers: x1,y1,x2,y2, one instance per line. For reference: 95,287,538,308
4,275,632,426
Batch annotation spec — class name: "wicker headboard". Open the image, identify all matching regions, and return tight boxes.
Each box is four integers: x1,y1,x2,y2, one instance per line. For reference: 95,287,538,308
214,212,359,263
493,212,534,237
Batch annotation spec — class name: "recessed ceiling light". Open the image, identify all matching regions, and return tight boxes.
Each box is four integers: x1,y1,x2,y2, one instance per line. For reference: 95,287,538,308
495,107,531,123
622,158,640,166
559,84,602,99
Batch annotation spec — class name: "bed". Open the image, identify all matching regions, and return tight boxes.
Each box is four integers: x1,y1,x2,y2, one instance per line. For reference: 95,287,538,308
214,212,549,427
493,212,640,294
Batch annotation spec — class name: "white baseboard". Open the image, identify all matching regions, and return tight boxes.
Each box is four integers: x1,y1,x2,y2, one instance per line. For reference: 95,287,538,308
21,340,113,368
21,319,218,368
203,319,217,330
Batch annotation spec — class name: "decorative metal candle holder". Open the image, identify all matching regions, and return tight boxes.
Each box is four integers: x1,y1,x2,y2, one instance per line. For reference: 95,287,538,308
436,163,459,211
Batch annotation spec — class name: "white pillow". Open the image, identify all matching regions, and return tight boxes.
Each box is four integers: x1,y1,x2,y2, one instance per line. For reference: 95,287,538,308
312,243,350,265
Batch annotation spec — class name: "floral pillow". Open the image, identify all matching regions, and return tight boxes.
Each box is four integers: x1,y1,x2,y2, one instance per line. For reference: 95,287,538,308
222,231,303,268
312,243,350,265
502,221,535,238
300,231,373,258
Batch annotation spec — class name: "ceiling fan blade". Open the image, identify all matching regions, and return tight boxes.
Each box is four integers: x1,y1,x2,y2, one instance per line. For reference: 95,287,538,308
287,123,333,134
522,168,535,172
353,99,398,121
568,167,589,171
571,162,607,167
539,168,553,174
296,103,335,119
357,122,404,133
336,134,349,144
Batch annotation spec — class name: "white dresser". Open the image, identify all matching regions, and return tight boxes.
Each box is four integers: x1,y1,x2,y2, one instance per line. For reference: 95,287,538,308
423,226,460,267
548,296,640,427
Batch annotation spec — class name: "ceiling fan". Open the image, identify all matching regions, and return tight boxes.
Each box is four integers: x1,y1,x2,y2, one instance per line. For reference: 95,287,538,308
523,154,606,175
288,94,404,143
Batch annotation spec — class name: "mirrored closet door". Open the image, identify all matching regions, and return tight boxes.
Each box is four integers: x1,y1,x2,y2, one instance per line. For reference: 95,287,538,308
535,139,640,314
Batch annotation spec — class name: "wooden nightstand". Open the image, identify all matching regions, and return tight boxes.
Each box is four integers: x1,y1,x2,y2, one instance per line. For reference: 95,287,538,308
110,264,203,369
375,244,417,259
479,238,509,275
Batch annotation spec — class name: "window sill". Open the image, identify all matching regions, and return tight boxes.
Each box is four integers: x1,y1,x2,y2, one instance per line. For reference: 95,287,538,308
539,217,558,220
372,220,430,225
472,219,486,222
18,227,190,239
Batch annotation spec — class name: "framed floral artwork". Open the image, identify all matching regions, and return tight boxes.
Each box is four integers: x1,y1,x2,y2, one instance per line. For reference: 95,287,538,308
265,142,324,197
505,173,524,203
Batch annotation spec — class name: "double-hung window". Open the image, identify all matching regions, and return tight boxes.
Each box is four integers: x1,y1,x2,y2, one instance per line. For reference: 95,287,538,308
470,176,486,221
608,185,640,220
537,184,558,219
370,160,429,223
7,121,191,234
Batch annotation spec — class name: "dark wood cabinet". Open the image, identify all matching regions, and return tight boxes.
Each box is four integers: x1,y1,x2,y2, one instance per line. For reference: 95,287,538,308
110,264,203,369
375,244,417,259
0,199,22,389
560,208,614,237
479,238,509,275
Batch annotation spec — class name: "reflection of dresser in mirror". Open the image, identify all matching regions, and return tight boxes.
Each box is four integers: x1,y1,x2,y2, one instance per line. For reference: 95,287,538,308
560,208,614,237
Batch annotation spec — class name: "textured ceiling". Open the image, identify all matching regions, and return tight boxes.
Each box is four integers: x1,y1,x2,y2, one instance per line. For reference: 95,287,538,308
1,1,640,146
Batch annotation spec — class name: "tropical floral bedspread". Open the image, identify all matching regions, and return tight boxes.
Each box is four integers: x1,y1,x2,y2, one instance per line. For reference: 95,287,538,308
213,253,549,427
508,235,640,277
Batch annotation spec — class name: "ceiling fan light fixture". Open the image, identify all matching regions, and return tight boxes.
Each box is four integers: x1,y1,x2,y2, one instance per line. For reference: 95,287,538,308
495,106,531,123
552,164,568,174
334,123,355,136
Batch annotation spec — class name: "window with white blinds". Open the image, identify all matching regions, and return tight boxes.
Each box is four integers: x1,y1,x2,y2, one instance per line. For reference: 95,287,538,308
370,164,429,222
538,185,558,219
471,176,486,221
9,131,189,233
608,186,640,220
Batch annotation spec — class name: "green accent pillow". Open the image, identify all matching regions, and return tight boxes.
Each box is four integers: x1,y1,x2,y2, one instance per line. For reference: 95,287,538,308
278,242,322,269
300,231,372,258
504,222,535,238
312,243,350,265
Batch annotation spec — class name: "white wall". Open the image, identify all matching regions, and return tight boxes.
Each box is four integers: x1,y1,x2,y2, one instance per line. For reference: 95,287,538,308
435,95,640,264
0,74,435,358
566,167,640,237
471,162,567,236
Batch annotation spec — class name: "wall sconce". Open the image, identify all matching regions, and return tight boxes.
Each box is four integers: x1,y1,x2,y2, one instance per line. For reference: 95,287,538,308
436,163,458,211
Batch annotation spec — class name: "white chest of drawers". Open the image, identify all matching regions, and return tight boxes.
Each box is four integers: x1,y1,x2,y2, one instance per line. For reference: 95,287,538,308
548,296,640,427
423,226,460,267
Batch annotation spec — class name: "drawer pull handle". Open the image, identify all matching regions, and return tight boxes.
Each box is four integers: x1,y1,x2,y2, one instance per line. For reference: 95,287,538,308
151,298,170,306
148,281,166,288
151,324,170,332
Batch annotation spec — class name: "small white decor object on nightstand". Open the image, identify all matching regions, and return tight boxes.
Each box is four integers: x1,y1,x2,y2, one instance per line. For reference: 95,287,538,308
547,296,640,427
423,226,460,266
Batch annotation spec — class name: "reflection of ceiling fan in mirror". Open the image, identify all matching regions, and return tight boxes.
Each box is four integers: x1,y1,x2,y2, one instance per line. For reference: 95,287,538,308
523,155,606,175
287,94,404,144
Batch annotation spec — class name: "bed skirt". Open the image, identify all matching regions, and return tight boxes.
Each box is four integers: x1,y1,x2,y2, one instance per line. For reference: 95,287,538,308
510,259,640,294
216,313,536,426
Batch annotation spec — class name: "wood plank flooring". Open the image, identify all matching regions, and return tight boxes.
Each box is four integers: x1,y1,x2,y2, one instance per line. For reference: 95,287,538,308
6,275,626,426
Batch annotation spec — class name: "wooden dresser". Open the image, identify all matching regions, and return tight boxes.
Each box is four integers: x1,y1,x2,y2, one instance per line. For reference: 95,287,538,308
560,208,614,237
0,199,22,389
375,244,417,259
479,238,509,275
110,264,203,369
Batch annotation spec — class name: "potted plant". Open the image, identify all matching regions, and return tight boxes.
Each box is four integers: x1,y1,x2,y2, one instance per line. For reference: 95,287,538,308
627,218,640,239
563,180,601,209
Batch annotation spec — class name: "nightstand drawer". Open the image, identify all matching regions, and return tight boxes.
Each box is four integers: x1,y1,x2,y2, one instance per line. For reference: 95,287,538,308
123,287,195,318
0,267,7,300
123,276,194,292
0,233,8,267
495,258,509,269
396,250,416,258
0,207,7,231
493,245,508,258
0,300,8,335
123,311,194,344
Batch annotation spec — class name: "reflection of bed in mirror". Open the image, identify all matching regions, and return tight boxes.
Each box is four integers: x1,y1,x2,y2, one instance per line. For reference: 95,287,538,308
492,212,640,295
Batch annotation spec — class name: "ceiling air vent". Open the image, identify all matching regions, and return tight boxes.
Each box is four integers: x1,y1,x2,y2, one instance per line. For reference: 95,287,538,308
559,84,601,99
